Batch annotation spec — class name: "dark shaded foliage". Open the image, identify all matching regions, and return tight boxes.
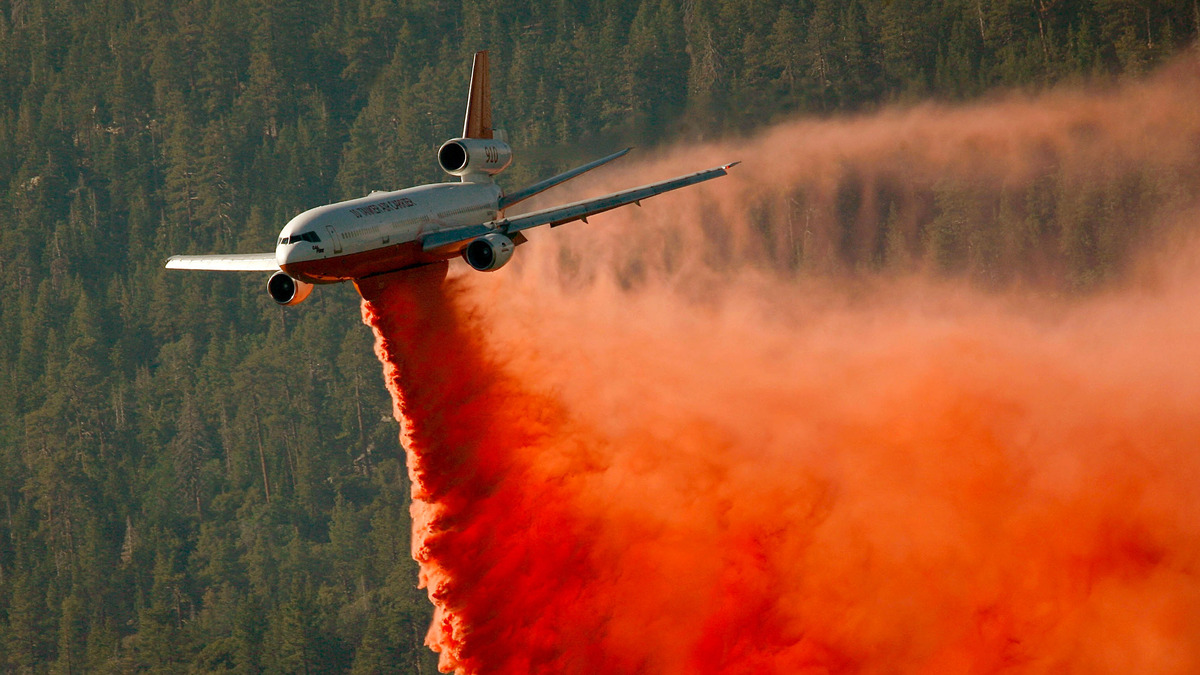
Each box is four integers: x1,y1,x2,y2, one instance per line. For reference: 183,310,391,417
0,0,1195,669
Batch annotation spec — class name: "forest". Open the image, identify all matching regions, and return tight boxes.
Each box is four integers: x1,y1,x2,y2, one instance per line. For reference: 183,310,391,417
1,0,1198,672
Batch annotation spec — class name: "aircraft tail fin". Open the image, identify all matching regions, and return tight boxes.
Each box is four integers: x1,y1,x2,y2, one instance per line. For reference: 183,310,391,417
462,50,492,139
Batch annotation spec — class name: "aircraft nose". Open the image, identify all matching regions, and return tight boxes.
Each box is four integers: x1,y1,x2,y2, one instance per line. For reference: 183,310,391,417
277,240,304,275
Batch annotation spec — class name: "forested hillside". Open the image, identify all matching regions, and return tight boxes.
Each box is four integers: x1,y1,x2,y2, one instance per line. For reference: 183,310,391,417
0,0,1196,672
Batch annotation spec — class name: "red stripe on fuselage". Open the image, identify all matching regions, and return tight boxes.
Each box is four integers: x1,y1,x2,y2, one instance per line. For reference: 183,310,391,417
281,241,455,283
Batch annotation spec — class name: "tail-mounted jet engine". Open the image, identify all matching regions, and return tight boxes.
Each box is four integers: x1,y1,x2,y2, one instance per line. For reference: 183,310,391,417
438,138,512,177
463,233,515,271
266,271,314,305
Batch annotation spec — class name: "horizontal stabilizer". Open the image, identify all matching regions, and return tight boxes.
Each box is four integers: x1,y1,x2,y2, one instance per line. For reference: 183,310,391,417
499,147,632,210
502,162,739,233
165,253,279,271
420,161,738,253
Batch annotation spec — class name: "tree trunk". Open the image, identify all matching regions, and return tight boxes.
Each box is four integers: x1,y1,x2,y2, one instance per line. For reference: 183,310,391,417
1032,0,1050,69
253,409,272,503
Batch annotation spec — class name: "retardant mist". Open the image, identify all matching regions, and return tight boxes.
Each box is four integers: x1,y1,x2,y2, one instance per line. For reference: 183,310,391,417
361,54,1200,674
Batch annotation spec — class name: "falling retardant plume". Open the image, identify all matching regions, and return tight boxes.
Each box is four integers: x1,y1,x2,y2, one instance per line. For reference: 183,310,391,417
360,52,1200,674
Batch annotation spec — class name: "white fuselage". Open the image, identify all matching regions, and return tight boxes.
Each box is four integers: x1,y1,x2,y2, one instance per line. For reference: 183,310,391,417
276,180,502,283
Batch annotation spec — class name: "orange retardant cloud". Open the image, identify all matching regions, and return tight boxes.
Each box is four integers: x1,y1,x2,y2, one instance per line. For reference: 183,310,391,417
358,53,1200,674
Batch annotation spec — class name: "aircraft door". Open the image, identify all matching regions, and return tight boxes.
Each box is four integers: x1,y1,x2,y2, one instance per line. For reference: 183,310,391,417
325,225,343,254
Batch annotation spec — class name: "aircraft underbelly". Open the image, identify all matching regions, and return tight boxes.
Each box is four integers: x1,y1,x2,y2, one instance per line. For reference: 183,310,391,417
282,240,443,283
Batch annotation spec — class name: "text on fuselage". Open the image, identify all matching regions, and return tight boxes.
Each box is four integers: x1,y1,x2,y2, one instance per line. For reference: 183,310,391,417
349,197,416,219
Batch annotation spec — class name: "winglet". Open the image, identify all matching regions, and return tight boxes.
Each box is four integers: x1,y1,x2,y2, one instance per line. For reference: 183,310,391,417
463,51,492,139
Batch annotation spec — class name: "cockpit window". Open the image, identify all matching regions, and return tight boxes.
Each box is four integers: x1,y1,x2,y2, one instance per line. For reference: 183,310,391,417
280,232,322,245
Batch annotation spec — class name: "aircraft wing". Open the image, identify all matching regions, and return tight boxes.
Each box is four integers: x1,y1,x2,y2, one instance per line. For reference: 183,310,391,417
422,161,738,252
165,252,280,271
498,147,632,210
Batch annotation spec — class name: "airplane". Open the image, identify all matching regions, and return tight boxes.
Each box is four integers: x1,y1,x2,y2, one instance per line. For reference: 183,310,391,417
166,50,737,305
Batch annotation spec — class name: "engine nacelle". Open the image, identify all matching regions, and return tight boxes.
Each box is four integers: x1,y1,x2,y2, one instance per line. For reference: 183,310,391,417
438,138,512,177
463,233,515,272
266,271,314,306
